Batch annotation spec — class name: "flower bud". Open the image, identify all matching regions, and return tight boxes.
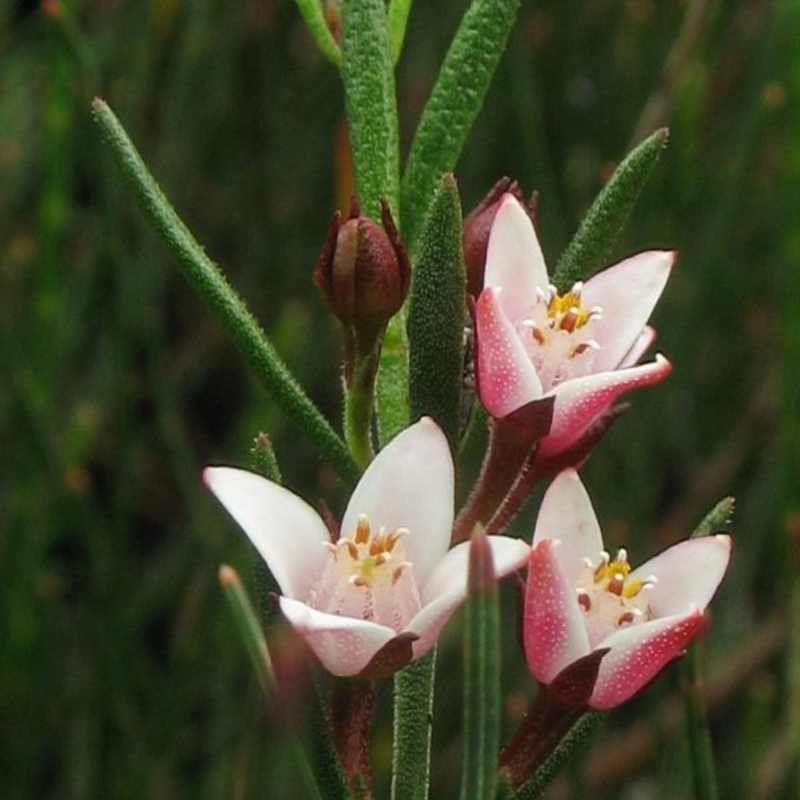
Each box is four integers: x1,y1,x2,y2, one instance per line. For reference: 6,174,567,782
314,198,410,343
462,177,538,297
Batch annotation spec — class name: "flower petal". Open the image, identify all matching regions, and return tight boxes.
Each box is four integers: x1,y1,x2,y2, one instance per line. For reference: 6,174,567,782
589,610,704,709
540,355,672,457
341,417,454,587
581,250,674,372
524,539,590,685
618,325,656,368
279,596,396,677
408,535,530,658
532,469,604,582
475,287,544,418
484,195,549,322
204,467,330,600
631,534,731,617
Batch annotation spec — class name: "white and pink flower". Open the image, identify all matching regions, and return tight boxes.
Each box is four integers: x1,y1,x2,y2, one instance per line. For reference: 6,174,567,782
205,418,530,677
475,193,674,457
524,469,730,709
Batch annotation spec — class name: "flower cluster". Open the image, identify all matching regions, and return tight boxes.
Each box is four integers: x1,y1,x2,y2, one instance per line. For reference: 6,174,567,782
203,182,732,795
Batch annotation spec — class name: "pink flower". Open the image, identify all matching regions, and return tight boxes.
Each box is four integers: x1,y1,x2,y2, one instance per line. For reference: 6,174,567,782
204,418,530,677
474,194,673,457
524,469,731,709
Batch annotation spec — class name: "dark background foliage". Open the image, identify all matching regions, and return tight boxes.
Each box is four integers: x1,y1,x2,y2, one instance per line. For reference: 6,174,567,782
1,0,798,797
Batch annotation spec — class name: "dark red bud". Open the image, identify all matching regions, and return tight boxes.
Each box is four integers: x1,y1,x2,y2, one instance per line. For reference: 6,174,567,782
313,198,410,341
462,178,538,298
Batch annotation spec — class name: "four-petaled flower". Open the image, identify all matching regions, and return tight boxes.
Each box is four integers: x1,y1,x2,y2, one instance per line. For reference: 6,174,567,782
475,193,674,457
205,418,530,677
524,469,731,709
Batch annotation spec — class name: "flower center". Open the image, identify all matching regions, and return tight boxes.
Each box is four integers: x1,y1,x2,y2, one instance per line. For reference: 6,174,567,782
520,282,602,389
575,548,656,647
308,515,421,631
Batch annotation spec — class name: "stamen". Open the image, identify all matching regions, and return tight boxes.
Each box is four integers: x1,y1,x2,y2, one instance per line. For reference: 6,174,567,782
608,572,625,596
577,590,592,611
355,515,370,544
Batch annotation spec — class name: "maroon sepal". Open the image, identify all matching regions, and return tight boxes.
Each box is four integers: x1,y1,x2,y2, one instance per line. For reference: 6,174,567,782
357,631,419,680
549,648,610,708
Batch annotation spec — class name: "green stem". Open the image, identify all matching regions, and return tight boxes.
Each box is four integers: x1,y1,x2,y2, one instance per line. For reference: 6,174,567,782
294,0,342,67
681,644,719,800
91,98,360,486
392,650,436,800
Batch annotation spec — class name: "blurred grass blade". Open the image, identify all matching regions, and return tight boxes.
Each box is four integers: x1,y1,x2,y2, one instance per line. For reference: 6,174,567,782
294,0,342,67
219,564,277,696
407,174,466,453
400,0,519,249
392,650,436,800
681,645,719,800
341,0,400,218
219,566,333,800
91,99,360,485
459,531,500,800
388,0,413,65
553,128,669,291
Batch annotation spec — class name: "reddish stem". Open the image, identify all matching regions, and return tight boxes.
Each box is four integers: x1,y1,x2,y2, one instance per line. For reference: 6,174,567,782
331,679,378,800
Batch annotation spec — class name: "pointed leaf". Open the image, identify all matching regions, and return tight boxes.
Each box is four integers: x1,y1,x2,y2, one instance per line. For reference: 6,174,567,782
341,0,400,218
392,651,436,800
553,128,669,291
400,0,520,249
91,99,360,485
459,531,501,800
407,175,466,453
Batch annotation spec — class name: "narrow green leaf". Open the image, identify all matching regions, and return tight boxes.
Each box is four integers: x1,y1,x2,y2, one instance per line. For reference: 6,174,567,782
91,99,360,486
407,175,466,453
392,651,436,800
251,431,282,483
341,0,400,218
388,0,414,65
400,0,519,248
460,532,500,800
294,0,342,67
553,128,669,291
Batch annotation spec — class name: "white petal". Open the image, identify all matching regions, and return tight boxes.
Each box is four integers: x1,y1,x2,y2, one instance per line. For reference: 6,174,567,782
279,596,396,677
533,470,604,582
630,534,731,617
408,535,530,657
581,250,673,372
484,195,549,323
204,467,330,600
341,418,454,587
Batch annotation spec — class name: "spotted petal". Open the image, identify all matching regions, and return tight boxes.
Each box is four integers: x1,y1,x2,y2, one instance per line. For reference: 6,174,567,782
589,610,705,709
541,355,672,457
203,467,330,600
524,539,590,684
475,287,544,418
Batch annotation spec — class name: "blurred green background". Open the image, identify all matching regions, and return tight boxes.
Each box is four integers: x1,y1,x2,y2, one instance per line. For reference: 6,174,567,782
2,0,799,797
